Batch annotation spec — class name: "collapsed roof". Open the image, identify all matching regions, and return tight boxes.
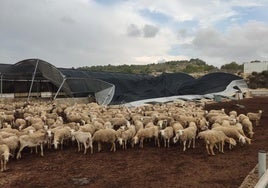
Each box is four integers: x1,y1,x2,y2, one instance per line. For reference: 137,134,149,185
0,58,248,105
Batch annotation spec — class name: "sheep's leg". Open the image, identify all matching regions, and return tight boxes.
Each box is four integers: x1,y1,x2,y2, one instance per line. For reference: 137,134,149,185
1,159,3,172
16,145,25,159
157,138,160,147
40,144,44,157
183,141,186,151
35,146,38,154
205,144,210,155
83,142,87,154
111,142,116,152
140,139,144,148
187,140,191,148
124,141,127,150
192,138,195,148
210,144,215,155
4,160,7,171
167,139,170,148
221,142,224,153
77,141,80,152
98,142,101,152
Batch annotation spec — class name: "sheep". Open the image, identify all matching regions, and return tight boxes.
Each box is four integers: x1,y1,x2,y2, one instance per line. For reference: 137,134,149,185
132,125,160,148
229,110,237,118
53,126,72,150
0,144,11,172
13,118,27,130
241,118,254,138
173,122,197,151
0,135,19,156
197,130,237,155
16,129,49,159
117,125,136,150
79,124,96,136
133,120,144,132
247,110,262,126
92,128,118,152
159,126,174,148
70,130,93,154
171,121,184,134
212,126,251,145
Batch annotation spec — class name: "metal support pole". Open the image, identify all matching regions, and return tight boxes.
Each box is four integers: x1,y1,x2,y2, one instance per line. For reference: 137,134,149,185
258,150,267,178
27,59,39,102
53,77,66,100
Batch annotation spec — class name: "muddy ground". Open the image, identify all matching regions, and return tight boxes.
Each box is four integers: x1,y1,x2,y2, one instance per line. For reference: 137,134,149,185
0,97,267,188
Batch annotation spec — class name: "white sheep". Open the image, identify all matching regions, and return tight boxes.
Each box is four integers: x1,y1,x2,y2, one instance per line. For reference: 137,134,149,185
212,126,251,145
0,135,19,156
160,126,174,148
92,128,118,152
53,126,72,150
0,144,11,172
16,129,49,159
241,118,254,138
13,118,27,130
117,125,136,150
197,130,237,155
132,126,160,148
70,130,93,154
247,110,262,126
173,122,197,151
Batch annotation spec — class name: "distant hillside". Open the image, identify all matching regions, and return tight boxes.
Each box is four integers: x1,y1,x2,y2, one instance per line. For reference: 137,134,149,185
78,59,244,76
78,58,218,74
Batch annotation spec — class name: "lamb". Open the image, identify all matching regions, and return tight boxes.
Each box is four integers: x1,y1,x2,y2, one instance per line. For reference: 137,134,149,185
197,130,237,155
173,122,197,151
70,129,93,154
132,125,160,148
92,128,118,152
53,126,72,150
0,144,11,172
117,125,136,150
247,110,262,126
16,129,49,159
160,126,174,148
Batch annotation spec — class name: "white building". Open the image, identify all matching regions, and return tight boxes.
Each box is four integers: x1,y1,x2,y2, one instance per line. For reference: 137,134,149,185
244,61,268,74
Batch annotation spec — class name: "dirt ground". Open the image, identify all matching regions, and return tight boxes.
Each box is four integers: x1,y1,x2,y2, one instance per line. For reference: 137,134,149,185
0,97,267,188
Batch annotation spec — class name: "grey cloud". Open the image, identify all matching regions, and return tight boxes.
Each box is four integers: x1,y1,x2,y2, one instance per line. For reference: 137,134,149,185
177,29,188,39
143,24,159,38
126,24,141,37
190,23,268,64
60,16,76,24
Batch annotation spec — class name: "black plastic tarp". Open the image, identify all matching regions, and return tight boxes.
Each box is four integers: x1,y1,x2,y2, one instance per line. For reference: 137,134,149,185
0,59,247,105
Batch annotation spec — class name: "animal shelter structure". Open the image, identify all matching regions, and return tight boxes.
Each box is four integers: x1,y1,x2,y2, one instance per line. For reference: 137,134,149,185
0,59,248,105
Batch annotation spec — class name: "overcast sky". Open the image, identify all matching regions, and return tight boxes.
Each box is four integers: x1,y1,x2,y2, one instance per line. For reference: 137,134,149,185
0,0,268,68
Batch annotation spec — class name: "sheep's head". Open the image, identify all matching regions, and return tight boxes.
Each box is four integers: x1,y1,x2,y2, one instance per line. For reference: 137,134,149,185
159,130,165,137
2,151,10,162
46,130,52,138
132,136,139,145
229,138,237,146
53,140,59,149
173,134,180,143
118,138,123,145
238,135,246,144
177,130,183,136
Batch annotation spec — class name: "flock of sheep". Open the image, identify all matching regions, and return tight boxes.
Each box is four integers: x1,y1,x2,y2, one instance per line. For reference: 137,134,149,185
0,99,263,172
